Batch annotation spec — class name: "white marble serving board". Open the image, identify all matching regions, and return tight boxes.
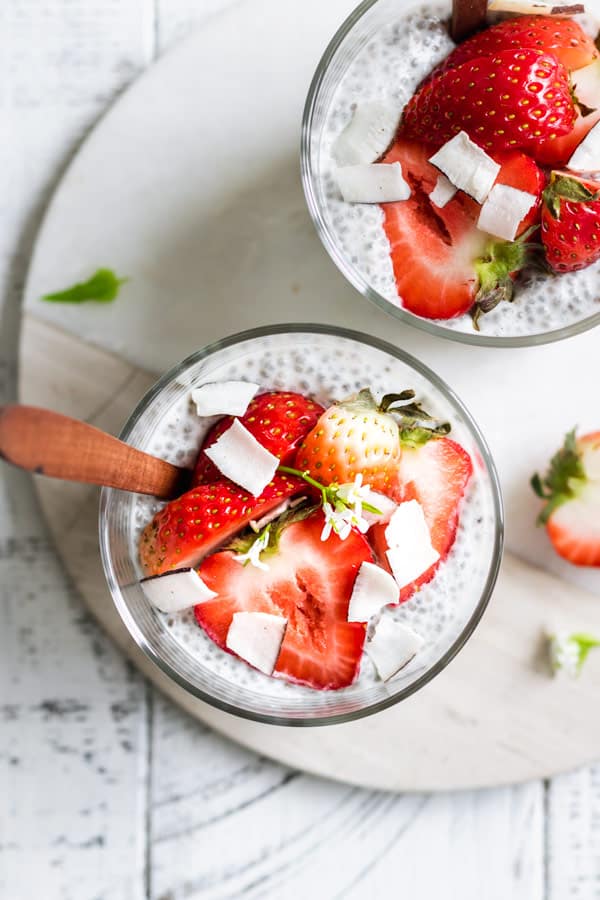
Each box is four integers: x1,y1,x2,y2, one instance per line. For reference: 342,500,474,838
18,0,600,790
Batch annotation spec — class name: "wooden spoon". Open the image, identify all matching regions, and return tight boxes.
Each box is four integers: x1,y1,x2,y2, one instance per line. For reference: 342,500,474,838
0,405,190,499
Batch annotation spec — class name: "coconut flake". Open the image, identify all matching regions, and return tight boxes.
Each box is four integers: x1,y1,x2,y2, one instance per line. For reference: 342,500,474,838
429,132,500,204
430,174,458,209
367,618,425,681
140,568,217,613
204,418,279,496
385,500,440,589
347,562,399,623
333,102,402,166
572,60,600,111
360,488,397,526
568,121,600,173
478,183,537,241
191,381,260,417
336,162,411,204
226,611,287,675
488,0,584,14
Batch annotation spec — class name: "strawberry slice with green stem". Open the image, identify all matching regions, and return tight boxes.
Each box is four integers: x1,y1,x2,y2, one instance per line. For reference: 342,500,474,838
193,391,324,486
532,429,600,566
139,473,304,576
196,511,372,690
381,139,541,323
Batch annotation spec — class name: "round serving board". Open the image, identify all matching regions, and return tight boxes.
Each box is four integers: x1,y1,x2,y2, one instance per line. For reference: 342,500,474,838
19,0,600,791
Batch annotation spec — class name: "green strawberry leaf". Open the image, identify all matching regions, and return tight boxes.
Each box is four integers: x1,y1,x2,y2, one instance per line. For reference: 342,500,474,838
543,174,599,220
41,268,127,304
531,428,587,525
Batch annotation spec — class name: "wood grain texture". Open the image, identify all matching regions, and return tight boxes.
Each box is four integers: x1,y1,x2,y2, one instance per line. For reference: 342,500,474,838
0,404,187,498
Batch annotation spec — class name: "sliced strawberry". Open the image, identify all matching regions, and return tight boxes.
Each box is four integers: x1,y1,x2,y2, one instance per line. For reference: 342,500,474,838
369,437,473,603
536,108,600,166
196,512,372,690
381,138,487,319
193,391,324,486
532,430,600,566
426,16,598,82
139,474,304,576
494,151,545,235
380,139,535,321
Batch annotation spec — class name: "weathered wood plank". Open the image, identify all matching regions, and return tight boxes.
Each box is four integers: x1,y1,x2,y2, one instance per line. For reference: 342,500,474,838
0,1,156,897
150,695,545,900
547,766,600,899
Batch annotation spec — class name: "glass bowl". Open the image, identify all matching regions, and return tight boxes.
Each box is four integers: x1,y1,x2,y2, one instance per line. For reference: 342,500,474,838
99,324,503,725
301,0,600,347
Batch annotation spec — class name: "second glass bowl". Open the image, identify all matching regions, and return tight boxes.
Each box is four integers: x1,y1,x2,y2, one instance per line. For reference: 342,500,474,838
301,0,600,347
100,324,503,725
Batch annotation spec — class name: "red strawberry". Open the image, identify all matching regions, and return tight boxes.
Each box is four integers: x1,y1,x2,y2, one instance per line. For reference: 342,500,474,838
196,512,372,689
370,437,473,601
193,391,324,485
541,172,600,272
139,474,304,576
532,430,600,566
381,139,537,320
426,16,598,80
494,150,545,235
401,49,576,156
536,106,600,166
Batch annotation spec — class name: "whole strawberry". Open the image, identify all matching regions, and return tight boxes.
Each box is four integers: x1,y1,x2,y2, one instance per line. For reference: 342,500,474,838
294,389,449,495
541,172,600,272
401,48,576,156
532,430,600,566
193,391,324,485
426,16,598,81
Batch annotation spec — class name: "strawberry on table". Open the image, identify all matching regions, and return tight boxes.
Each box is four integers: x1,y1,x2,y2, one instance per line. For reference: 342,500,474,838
426,15,598,80
370,437,473,601
541,172,600,272
192,391,323,485
532,430,600,566
139,473,304,576
401,49,576,156
196,511,372,690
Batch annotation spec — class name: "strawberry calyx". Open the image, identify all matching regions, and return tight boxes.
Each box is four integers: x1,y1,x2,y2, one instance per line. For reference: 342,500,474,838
341,388,451,447
531,428,587,525
472,230,537,329
543,173,600,219
228,500,320,567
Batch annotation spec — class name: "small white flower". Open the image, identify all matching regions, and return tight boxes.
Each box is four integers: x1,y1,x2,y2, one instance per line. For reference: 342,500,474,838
549,631,600,678
337,473,368,517
321,501,353,542
235,528,271,571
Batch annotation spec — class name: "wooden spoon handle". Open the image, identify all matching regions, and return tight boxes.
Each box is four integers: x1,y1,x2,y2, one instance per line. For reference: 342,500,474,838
0,405,189,499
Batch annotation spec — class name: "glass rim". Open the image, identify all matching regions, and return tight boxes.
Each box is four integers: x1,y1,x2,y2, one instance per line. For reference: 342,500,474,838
300,0,600,349
99,322,504,726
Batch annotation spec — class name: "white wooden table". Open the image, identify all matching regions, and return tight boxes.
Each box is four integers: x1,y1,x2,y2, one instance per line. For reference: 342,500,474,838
2,2,600,897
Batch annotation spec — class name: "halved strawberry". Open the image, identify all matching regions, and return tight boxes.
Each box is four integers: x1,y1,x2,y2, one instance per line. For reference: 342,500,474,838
402,49,576,157
139,474,304,576
426,16,598,81
536,107,600,166
381,139,536,320
494,151,545,235
193,391,324,486
195,512,372,689
369,437,473,602
532,430,600,566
